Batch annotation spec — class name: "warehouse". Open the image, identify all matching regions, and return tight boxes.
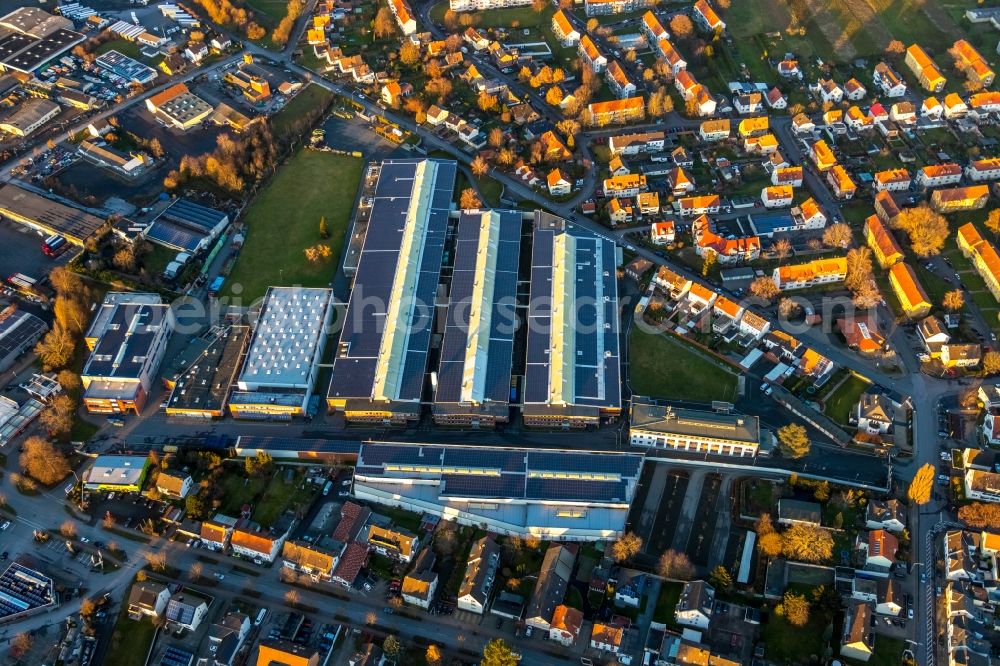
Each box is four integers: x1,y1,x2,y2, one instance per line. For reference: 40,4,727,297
0,8,85,75
0,98,60,137
433,209,522,427
84,454,151,492
144,82,213,130
229,287,335,420
165,325,250,418
522,212,622,428
145,198,230,252
629,397,764,457
0,184,105,245
0,307,47,373
327,158,457,424
94,50,157,85
81,293,175,414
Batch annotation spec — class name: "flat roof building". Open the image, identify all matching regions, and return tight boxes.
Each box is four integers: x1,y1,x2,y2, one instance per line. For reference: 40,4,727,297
327,159,457,424
0,98,60,137
84,454,151,491
94,49,157,85
434,209,522,427
0,8,84,74
0,308,46,373
629,397,763,457
229,287,334,420
0,183,105,245
145,197,230,252
81,293,174,414
165,325,250,418
522,212,621,428
0,562,56,621
145,83,213,130
352,441,643,540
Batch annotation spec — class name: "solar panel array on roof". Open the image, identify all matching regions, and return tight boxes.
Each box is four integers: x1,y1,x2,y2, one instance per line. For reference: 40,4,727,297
523,212,621,411
361,443,444,467
234,436,362,455
527,450,641,476
146,220,203,252
435,210,522,411
146,198,228,252
83,302,170,379
0,310,46,364
441,473,525,498
442,447,526,472
525,477,628,502
0,563,55,620
160,646,194,666
328,159,456,406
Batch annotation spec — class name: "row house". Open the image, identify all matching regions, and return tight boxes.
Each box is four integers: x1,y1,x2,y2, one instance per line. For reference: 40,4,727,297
641,11,666,43
388,0,417,36
951,39,994,88
864,215,904,268
677,194,720,216
957,223,1000,302
584,0,644,16
810,139,837,171
873,62,907,97
772,166,803,187
692,0,726,33
874,190,901,225
930,185,990,213
603,174,648,197
609,131,664,155
675,71,716,116
585,97,645,126
966,157,1000,182
550,10,579,46
772,257,848,290
282,540,336,581
827,165,857,199
916,163,962,188
692,215,761,264
873,168,911,192
889,262,932,319
761,185,793,208
606,60,636,98
905,44,946,92
699,118,730,141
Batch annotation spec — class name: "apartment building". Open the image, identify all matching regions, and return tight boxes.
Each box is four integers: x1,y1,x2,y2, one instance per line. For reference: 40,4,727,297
864,215,904,268
889,263,932,318
630,398,762,456
772,257,848,290
905,44,946,92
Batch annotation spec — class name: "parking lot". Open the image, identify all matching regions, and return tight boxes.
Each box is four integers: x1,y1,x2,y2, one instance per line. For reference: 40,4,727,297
319,114,411,159
0,215,73,281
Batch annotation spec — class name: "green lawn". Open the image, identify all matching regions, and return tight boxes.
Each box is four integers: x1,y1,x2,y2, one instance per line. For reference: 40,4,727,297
564,586,584,610
224,150,363,301
218,473,269,516
105,598,157,666
822,374,871,425
628,329,739,402
271,85,336,140
652,582,682,627
252,470,318,526
763,612,829,664
849,635,906,666
376,506,424,533
95,39,161,65
245,0,288,23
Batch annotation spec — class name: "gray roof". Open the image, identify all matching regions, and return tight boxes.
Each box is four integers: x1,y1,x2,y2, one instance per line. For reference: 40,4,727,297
631,398,760,444
677,580,714,615
459,536,499,606
0,183,104,243
82,302,171,379
777,499,822,524
526,544,575,623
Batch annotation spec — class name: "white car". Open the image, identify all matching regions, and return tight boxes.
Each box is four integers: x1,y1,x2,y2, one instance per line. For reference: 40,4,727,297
80,536,90,543
0,521,9,531
213,573,225,580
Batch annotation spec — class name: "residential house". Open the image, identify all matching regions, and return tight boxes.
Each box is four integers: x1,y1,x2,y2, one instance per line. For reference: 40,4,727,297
699,119,730,142
944,93,968,119
590,623,624,653
761,185,793,208
655,38,686,74
231,523,289,564
608,198,633,225
778,59,802,79
734,91,763,114
388,0,417,36
641,11,666,43
608,155,629,177
207,612,251,666
547,169,571,196
952,39,994,88
606,61,636,98
874,191,901,225
579,35,607,73
858,529,899,569
281,540,336,581
890,101,917,124
624,257,653,282
331,542,369,588
256,641,320,666
873,62,907,97
678,195,720,216
931,185,990,213
957,222,1000,301
918,316,951,358
584,0,645,16
401,548,438,610
165,593,209,631
776,499,822,526
604,174,647,197
845,106,872,132
127,581,170,618
810,139,837,171
348,643,383,666
866,499,905,533
539,131,571,161
650,221,675,245
675,580,714,629
969,91,1000,115
889,263,932,318
608,131,665,155
692,215,760,264
841,603,875,663
586,97,645,125
942,343,982,368
549,605,584,646
367,525,418,563
458,537,499,614
917,163,963,188
637,191,660,215
827,165,857,199
854,391,895,434
551,10,579,46
737,115,769,138
844,78,866,100
712,296,744,334
921,96,943,118
200,518,236,552
614,572,645,607
966,158,1000,182
791,113,815,133
773,257,847,290
525,545,575,630
155,470,193,499
790,197,828,230
692,0,725,33
772,166,803,187
905,44,947,92
667,167,694,196
873,168,911,192
837,315,886,354
739,311,771,340
744,132,778,154
864,215,904,268
812,78,843,103
765,87,787,110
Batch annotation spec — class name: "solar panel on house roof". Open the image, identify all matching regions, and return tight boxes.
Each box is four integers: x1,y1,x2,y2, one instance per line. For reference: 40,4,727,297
435,210,522,407
328,159,456,404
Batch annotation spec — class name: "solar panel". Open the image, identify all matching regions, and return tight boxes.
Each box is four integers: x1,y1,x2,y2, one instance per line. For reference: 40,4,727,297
442,447,526,472
525,477,627,502
441,473,525,498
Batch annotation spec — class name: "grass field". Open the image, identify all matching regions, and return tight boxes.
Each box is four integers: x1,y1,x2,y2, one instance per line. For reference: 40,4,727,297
224,150,363,301
252,470,318,526
763,612,828,664
822,373,871,425
628,329,739,402
271,85,336,140
95,39,160,65
218,473,269,515
245,0,288,23
652,582,682,626
863,635,907,666
105,599,157,666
